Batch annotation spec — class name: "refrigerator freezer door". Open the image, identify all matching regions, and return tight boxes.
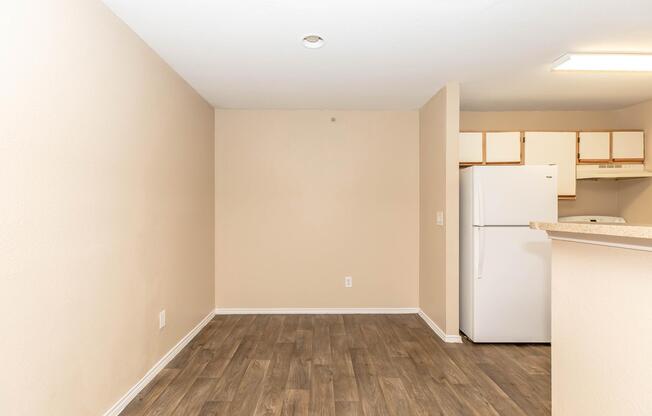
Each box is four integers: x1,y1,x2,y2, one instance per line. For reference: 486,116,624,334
473,165,558,226
473,226,551,343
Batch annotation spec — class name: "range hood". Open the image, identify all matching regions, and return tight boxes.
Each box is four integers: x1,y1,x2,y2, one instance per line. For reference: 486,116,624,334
577,164,652,179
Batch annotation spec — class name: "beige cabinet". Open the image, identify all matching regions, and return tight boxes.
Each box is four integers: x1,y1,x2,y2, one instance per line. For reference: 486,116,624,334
485,132,522,164
612,131,645,161
578,132,610,162
524,132,577,197
459,132,483,164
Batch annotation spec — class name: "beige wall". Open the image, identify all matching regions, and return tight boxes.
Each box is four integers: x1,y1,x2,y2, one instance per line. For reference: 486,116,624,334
460,110,628,218
460,110,622,132
419,83,460,335
0,1,215,415
558,180,621,217
618,177,652,224
615,100,652,224
214,110,419,309
551,239,652,415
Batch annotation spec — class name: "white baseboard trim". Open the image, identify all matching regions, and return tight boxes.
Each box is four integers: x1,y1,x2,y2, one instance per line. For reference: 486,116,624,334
103,309,215,416
214,307,420,315
417,310,463,344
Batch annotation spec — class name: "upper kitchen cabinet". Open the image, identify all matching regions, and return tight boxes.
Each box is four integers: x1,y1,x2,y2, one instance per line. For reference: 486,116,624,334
612,131,645,162
459,132,484,165
578,132,610,163
485,132,522,164
459,131,522,165
524,132,577,198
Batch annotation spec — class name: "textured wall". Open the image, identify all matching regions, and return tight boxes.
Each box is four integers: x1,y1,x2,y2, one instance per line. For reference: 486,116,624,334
419,83,460,336
215,110,419,309
0,1,215,414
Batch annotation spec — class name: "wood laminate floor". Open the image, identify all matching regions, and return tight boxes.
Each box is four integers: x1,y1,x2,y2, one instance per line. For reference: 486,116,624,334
120,314,550,416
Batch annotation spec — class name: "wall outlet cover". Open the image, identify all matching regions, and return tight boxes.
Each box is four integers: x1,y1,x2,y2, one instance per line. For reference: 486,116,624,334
344,276,353,288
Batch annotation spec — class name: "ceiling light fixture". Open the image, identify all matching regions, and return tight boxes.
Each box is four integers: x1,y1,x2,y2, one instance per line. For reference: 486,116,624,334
302,35,324,49
552,53,652,72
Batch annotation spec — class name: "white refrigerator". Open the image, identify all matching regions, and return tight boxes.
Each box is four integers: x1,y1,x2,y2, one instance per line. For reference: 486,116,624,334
460,165,557,343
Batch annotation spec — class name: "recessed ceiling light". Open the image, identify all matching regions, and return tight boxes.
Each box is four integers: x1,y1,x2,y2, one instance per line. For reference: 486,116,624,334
552,53,652,72
302,35,324,49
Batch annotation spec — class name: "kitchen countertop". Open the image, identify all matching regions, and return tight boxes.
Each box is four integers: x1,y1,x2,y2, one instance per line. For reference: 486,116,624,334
543,225,652,416
530,221,652,240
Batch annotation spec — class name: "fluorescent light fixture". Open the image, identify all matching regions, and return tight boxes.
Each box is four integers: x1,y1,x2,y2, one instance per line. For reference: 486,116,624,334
552,53,652,72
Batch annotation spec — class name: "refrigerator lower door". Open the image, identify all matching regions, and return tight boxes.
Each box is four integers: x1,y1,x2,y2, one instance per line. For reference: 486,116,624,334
473,226,551,343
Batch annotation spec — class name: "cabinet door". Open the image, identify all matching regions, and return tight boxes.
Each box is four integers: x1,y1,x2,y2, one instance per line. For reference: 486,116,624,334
612,131,645,161
486,132,522,164
578,132,610,162
459,132,484,164
524,132,577,197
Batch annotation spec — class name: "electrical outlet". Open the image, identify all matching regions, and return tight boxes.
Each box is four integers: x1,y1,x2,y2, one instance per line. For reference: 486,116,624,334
436,211,445,226
344,276,353,288
159,310,166,329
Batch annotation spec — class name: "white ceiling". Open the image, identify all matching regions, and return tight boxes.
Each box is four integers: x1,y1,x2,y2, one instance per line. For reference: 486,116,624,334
103,0,652,111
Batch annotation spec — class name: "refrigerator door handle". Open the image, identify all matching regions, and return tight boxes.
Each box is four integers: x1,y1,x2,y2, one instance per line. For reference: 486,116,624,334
477,178,485,226
477,227,486,279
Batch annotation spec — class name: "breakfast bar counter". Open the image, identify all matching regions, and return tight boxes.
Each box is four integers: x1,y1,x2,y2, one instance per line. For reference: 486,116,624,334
530,221,652,416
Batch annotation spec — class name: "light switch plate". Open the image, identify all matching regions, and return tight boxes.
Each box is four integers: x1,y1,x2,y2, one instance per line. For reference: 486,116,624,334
436,211,445,226
159,310,166,329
